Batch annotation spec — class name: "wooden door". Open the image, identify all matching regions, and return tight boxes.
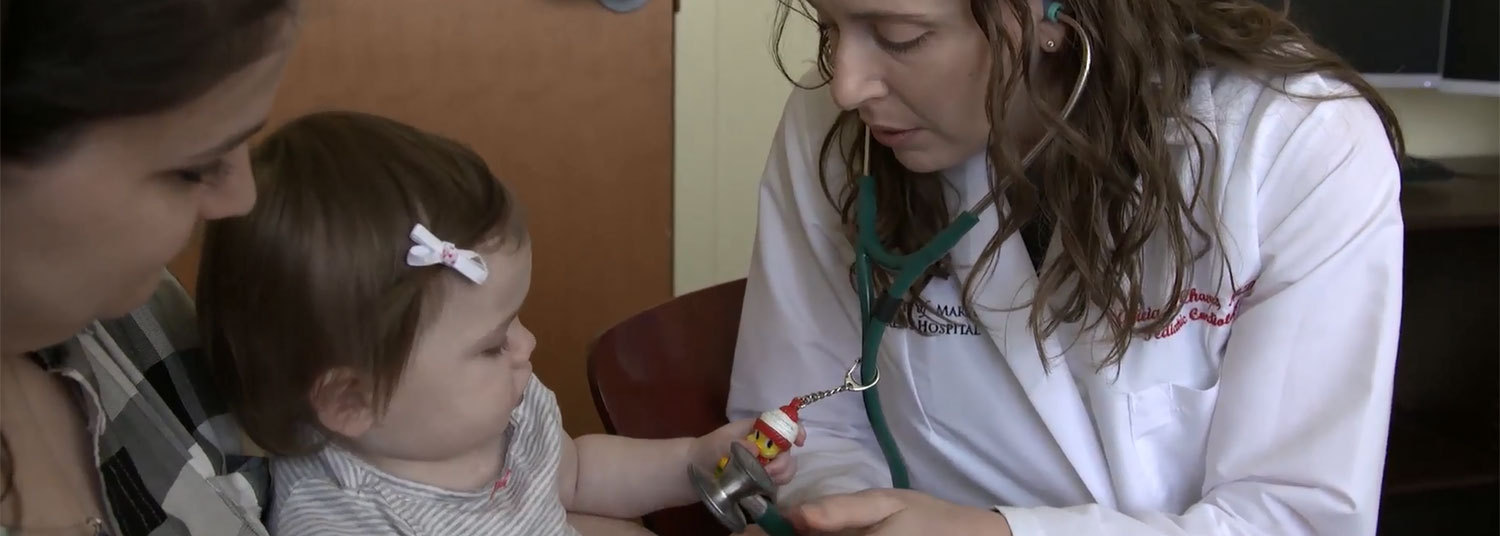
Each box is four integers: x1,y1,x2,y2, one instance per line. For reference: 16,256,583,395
170,0,674,436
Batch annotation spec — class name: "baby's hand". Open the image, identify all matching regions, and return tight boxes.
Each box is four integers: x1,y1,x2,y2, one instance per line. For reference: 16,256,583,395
691,419,806,486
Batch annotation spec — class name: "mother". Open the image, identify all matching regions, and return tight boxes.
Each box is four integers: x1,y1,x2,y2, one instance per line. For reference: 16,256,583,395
1,0,295,533
729,0,1403,534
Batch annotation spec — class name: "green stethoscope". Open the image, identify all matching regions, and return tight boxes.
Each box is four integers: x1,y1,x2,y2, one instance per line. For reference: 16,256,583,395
731,4,1094,534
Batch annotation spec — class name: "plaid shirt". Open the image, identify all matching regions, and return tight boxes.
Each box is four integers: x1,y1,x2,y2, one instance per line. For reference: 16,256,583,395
34,272,270,536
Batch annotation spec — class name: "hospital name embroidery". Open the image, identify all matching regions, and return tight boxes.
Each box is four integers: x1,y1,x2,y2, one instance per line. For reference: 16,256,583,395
890,303,983,337
1139,279,1257,340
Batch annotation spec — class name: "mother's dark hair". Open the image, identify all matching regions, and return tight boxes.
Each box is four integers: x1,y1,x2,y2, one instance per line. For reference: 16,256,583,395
1,0,293,162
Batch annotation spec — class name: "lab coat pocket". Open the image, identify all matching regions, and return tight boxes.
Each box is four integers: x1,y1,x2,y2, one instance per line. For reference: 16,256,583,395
1126,379,1219,438
1126,379,1221,513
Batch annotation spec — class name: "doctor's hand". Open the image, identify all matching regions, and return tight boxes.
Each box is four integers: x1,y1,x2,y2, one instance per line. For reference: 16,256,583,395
689,419,806,485
785,489,1013,536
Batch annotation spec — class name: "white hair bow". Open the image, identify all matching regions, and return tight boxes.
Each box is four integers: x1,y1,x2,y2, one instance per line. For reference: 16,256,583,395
407,223,488,284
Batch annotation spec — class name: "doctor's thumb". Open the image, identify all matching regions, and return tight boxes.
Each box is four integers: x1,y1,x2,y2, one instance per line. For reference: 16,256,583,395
785,489,905,533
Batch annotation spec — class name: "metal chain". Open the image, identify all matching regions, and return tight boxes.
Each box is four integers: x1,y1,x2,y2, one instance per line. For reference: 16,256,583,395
796,383,851,409
796,354,882,409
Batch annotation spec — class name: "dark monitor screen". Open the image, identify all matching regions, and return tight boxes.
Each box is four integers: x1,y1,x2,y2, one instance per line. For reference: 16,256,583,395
1257,0,1446,87
1442,0,1499,84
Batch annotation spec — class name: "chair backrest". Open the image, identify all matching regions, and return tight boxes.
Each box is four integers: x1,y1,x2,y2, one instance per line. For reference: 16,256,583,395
587,278,747,536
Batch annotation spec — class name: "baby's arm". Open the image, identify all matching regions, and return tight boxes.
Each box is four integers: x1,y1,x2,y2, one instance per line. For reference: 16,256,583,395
557,433,700,518
556,419,801,519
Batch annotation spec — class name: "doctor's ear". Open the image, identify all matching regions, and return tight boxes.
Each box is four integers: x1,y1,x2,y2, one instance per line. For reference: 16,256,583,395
1037,20,1066,53
1035,0,1068,53
309,367,378,439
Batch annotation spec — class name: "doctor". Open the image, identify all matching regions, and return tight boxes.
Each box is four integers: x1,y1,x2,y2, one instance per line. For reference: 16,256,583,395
727,0,1404,535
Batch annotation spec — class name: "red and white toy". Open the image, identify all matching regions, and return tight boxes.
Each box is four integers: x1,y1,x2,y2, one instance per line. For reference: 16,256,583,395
716,398,803,474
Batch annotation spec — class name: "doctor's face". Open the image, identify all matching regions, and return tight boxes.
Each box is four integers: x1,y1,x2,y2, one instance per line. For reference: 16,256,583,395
810,0,1058,173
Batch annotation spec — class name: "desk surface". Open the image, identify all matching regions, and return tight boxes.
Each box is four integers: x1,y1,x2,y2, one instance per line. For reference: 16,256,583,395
1400,156,1499,231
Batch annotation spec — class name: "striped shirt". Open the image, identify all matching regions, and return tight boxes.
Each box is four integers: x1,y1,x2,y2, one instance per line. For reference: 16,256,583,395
268,374,577,536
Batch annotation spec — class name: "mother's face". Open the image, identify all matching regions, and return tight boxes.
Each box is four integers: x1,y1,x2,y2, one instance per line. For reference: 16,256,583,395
811,0,1064,173
0,40,294,355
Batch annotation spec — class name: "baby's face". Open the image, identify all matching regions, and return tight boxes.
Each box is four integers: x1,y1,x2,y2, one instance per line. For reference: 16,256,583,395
356,240,536,462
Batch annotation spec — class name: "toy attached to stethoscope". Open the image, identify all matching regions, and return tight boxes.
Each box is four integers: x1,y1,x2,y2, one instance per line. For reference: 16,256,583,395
688,2,1093,534
688,359,879,535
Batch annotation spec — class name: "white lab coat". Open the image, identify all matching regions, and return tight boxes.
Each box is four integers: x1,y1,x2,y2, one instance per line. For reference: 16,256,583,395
727,67,1403,536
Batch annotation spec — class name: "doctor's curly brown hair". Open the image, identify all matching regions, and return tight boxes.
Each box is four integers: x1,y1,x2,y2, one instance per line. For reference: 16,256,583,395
771,0,1402,370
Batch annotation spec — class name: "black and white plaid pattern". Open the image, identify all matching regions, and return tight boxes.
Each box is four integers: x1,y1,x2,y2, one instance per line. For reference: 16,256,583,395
37,272,270,536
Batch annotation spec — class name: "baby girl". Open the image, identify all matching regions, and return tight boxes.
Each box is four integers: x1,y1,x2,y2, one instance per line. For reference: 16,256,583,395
196,111,799,535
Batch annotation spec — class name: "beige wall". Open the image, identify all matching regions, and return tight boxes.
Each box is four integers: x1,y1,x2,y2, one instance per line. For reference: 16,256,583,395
675,1,819,295
673,3,1500,296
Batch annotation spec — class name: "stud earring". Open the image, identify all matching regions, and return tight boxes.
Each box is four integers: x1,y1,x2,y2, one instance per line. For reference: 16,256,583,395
1044,39,1058,51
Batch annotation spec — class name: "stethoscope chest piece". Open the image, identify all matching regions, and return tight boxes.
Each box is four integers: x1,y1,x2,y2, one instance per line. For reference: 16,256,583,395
689,442,778,533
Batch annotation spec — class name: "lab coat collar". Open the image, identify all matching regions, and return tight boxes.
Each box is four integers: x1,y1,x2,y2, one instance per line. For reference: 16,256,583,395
944,154,1117,508
1164,73,1222,147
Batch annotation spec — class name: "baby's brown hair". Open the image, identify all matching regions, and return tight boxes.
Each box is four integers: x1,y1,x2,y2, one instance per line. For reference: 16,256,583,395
197,110,526,456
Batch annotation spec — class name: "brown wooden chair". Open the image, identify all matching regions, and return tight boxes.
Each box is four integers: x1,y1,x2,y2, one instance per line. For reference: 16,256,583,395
587,278,748,536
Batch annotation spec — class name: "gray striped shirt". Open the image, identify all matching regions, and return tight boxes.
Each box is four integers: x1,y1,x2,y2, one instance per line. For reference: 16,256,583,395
268,375,578,535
